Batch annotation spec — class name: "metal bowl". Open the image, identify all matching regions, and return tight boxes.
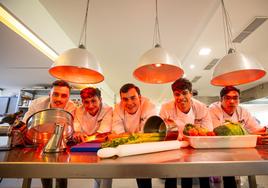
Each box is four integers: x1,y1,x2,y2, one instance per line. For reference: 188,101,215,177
25,108,74,145
143,116,167,133
143,115,179,140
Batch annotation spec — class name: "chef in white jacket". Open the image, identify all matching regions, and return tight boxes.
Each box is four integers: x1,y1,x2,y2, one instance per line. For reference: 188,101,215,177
209,86,264,133
23,80,76,123
73,87,112,141
112,83,157,188
209,86,265,188
73,87,113,188
14,80,76,188
160,78,213,138
112,83,157,134
160,78,212,188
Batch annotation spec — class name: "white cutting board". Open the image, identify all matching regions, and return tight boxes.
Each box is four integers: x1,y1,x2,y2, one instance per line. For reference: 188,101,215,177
97,140,188,158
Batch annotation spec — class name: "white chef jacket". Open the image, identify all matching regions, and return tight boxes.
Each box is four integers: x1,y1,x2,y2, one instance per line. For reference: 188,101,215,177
112,97,157,134
160,98,213,131
209,102,262,133
22,96,76,123
73,103,113,135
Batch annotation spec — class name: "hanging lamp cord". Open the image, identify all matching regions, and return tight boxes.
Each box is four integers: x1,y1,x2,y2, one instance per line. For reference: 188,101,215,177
79,0,90,48
152,0,162,48
221,0,235,54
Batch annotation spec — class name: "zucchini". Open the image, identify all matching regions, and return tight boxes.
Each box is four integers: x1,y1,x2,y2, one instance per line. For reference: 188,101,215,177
101,133,165,148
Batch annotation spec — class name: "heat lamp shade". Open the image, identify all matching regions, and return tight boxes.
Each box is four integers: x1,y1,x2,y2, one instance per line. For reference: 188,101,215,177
49,48,104,84
211,52,266,86
133,47,184,84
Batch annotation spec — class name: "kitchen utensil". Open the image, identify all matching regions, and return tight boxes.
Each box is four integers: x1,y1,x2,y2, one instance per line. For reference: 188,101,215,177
43,124,66,153
143,115,166,133
143,115,178,140
70,142,101,152
97,140,188,158
26,108,74,146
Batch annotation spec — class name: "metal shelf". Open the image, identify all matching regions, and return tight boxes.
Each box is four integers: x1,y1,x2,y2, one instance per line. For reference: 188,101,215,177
16,88,81,112
20,88,81,95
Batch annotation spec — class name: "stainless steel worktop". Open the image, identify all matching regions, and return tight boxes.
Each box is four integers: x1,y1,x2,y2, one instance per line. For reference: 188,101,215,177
1,146,268,179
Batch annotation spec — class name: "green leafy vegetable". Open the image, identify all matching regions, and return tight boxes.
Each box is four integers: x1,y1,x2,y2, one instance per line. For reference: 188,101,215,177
213,120,248,136
101,133,165,148
183,124,195,135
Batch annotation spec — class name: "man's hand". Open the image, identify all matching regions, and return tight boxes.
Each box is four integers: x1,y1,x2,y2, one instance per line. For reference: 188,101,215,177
11,130,26,146
73,132,87,143
11,121,27,147
0,110,23,125
252,127,267,136
255,126,268,145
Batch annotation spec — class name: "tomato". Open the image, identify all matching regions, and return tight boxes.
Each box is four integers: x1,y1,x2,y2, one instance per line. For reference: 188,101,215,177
207,131,216,136
188,128,198,136
196,128,206,136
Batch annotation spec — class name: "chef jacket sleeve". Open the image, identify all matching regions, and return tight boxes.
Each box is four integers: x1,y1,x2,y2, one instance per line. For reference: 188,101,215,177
111,106,125,134
22,100,38,123
97,107,113,133
209,109,222,129
73,108,82,133
242,109,263,133
139,101,158,132
159,103,171,121
199,108,213,131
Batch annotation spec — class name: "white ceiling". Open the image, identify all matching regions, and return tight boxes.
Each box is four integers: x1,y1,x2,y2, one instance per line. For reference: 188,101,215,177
0,0,268,105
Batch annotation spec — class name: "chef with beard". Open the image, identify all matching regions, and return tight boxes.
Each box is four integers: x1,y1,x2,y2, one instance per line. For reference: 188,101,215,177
14,79,76,188
22,79,76,122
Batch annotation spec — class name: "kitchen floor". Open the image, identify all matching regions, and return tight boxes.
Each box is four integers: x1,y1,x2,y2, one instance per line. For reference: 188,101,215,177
0,176,268,188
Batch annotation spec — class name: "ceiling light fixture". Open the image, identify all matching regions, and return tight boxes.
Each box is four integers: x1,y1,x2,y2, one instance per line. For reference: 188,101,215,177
49,0,104,84
199,48,211,56
211,0,266,86
190,64,195,69
133,0,184,84
0,5,58,61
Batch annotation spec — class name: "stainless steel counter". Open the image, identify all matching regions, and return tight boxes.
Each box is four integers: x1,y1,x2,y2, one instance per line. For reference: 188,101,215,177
1,146,268,179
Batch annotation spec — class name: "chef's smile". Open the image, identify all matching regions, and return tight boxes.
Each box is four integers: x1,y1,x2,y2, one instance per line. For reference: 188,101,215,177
120,88,141,114
173,89,192,113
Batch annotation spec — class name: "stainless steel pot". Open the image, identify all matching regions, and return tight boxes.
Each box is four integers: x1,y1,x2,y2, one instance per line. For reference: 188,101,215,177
26,108,74,145
143,116,167,133
143,115,179,140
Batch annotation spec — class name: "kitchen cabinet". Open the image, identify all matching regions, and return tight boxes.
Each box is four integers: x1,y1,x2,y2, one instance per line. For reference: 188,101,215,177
16,88,81,115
